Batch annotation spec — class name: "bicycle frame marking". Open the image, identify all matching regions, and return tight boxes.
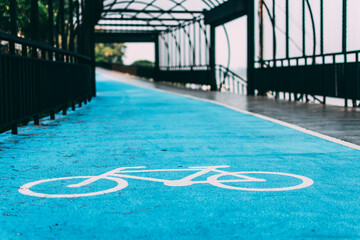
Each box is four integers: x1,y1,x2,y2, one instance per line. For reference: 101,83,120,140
18,165,314,198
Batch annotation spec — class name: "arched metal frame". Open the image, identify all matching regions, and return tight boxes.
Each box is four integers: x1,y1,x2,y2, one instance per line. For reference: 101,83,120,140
97,0,228,32
95,0,232,90
159,18,210,70
95,0,250,92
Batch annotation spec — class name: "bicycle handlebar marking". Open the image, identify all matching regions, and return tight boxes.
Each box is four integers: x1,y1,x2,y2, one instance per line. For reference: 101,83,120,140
18,166,314,198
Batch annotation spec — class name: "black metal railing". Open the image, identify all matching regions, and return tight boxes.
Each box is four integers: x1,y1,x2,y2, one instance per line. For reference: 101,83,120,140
254,50,360,106
216,65,247,95
0,31,92,134
255,0,360,107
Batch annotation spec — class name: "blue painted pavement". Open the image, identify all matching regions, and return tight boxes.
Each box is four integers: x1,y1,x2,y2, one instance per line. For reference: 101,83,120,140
0,73,360,239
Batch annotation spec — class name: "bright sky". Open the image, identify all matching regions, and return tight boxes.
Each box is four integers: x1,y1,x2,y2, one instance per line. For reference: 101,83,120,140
123,43,155,65
123,0,360,75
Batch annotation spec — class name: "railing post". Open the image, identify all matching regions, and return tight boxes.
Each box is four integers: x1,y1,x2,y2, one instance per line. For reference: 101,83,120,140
259,0,264,64
69,0,75,52
84,0,97,97
9,0,17,54
272,0,276,62
209,24,217,91
247,0,255,95
60,0,67,50
48,0,54,46
76,0,81,52
342,0,348,107
154,33,160,82
9,0,18,134
31,0,39,42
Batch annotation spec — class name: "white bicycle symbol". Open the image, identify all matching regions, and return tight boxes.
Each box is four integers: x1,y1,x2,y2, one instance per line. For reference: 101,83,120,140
18,165,314,198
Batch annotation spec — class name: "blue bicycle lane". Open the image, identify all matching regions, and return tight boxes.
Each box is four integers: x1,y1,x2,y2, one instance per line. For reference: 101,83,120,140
0,73,360,239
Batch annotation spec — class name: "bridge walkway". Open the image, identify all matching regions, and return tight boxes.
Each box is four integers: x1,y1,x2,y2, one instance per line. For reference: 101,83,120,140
98,68,360,146
0,69,359,239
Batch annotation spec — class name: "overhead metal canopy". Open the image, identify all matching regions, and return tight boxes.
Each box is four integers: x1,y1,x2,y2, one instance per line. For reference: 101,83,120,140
95,31,159,43
96,0,230,33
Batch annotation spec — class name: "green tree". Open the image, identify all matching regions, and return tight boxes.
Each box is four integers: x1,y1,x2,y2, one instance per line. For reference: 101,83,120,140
95,43,126,64
131,59,154,67
0,0,53,43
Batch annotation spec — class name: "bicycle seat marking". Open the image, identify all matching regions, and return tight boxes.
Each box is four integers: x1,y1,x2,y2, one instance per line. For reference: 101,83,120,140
18,165,314,198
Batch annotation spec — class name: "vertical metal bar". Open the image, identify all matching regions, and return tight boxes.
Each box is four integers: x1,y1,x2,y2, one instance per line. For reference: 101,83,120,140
342,0,347,54
69,0,75,51
183,27,186,66
210,24,217,90
55,13,60,49
177,29,180,67
31,0,39,41
272,0,276,62
60,0,66,50
9,0,17,56
302,0,306,57
76,0,81,52
89,0,96,97
193,22,196,67
354,53,359,107
199,21,202,66
178,28,181,67
259,0,264,64
320,0,324,55
49,0,54,46
178,29,181,67
356,53,360,107
31,0,39,59
10,0,17,35
285,0,289,59
205,25,209,65
247,0,256,95
343,0,348,106
154,34,160,82
320,0,326,104
170,32,173,67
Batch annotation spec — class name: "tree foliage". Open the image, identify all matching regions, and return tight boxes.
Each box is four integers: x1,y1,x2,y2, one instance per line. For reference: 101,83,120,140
0,0,54,42
131,60,154,67
95,43,127,64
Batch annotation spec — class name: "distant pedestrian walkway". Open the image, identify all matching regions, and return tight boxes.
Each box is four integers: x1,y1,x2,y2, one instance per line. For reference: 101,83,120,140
0,73,359,239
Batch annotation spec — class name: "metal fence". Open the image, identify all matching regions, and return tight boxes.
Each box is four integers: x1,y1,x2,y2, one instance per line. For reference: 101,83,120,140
0,32,92,134
254,0,360,107
216,65,247,95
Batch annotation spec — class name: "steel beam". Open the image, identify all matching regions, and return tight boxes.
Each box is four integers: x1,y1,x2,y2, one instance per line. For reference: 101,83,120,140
97,23,175,28
103,9,203,14
95,31,158,43
204,0,247,26
101,17,194,22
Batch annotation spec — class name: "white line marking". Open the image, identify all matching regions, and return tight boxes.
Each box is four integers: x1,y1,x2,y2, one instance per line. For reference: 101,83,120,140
98,71,360,151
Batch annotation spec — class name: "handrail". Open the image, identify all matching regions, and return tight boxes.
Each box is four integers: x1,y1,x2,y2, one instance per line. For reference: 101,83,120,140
0,31,90,61
216,64,247,83
0,30,93,135
256,50,360,65
216,64,247,95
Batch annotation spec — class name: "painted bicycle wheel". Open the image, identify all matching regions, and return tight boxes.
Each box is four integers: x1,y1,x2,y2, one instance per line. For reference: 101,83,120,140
18,176,128,198
207,172,314,191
